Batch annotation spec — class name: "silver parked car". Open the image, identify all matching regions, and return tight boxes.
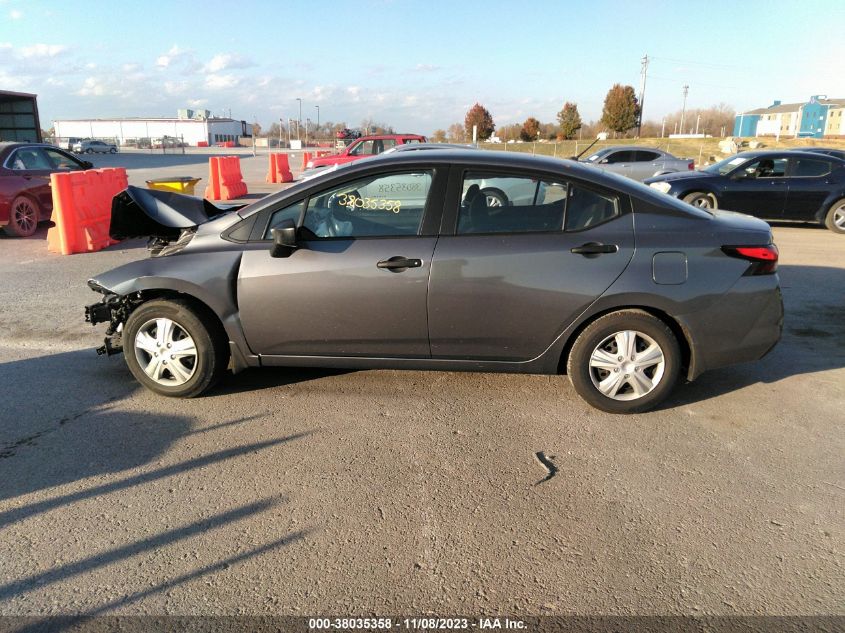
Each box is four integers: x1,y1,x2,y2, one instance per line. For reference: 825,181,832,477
73,139,118,154
85,151,782,414
581,146,694,181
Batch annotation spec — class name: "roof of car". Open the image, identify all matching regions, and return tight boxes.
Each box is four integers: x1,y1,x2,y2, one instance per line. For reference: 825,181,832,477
592,145,668,152
734,149,845,161
350,149,654,194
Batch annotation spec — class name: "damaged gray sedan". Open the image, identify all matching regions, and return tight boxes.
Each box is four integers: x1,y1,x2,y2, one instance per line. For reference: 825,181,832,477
86,151,783,413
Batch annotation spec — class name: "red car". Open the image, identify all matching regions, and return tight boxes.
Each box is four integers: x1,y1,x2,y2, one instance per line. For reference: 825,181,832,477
0,142,92,237
307,134,427,170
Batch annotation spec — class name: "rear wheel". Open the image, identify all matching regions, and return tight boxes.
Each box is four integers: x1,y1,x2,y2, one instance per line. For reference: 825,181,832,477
6,196,39,237
567,310,681,414
124,299,229,398
824,199,845,233
683,191,717,209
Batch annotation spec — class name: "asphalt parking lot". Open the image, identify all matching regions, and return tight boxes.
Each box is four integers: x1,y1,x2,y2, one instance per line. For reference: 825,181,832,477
0,221,842,616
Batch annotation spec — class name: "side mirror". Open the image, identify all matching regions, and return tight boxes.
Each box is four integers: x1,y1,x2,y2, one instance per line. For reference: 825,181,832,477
270,219,297,258
82,161,93,169
599,158,609,164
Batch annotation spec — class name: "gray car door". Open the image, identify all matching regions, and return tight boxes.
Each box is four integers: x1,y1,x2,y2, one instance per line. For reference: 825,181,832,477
630,150,663,181
428,170,635,361
237,168,441,358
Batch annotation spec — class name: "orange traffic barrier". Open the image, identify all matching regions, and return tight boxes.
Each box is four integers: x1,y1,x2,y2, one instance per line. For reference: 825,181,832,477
46,168,128,255
204,156,247,200
266,153,293,183
301,152,311,171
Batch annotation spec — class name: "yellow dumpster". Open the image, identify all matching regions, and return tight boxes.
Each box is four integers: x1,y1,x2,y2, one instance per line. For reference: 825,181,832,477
145,177,202,196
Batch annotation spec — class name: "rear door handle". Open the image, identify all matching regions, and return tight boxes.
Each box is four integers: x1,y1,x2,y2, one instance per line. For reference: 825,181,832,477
570,242,618,255
377,256,422,272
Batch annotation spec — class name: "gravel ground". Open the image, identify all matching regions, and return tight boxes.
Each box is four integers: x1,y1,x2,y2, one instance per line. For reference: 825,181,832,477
0,212,842,618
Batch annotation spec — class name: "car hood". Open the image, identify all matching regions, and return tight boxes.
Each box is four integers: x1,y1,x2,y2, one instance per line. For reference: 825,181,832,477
109,185,242,240
645,170,717,184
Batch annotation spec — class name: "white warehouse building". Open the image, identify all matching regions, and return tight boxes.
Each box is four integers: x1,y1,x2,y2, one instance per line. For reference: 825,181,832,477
53,109,250,147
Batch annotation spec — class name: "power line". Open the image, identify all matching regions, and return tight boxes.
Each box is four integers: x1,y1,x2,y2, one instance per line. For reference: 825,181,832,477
649,55,739,71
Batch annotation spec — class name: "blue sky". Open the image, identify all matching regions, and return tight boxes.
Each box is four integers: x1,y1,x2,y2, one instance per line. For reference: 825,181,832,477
1,0,843,133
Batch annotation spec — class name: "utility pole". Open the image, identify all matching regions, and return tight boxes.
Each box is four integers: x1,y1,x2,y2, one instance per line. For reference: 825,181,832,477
279,118,283,148
637,53,649,137
296,98,302,140
315,105,320,137
695,114,701,135
679,85,689,136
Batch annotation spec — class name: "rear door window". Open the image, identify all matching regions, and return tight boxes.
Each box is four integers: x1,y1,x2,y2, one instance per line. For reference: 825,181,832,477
791,158,832,177
633,150,661,162
457,173,565,234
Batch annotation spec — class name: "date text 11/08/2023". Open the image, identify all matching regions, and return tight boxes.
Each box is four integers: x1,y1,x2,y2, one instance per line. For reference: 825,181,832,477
308,617,526,630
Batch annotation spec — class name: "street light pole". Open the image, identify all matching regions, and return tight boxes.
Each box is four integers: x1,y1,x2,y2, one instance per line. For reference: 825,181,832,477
296,98,302,140
315,105,320,138
680,85,689,136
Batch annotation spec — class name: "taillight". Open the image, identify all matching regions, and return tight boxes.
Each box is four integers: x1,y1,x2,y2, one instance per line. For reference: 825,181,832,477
722,244,779,275
687,161,695,170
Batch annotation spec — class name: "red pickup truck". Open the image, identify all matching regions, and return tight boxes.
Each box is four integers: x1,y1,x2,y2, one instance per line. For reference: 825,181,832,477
307,134,427,170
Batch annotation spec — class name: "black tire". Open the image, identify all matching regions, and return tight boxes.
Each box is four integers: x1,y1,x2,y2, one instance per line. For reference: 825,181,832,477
85,148,93,154
823,198,845,233
109,147,117,154
683,191,717,210
481,187,509,207
5,196,39,237
123,299,229,398
567,310,681,414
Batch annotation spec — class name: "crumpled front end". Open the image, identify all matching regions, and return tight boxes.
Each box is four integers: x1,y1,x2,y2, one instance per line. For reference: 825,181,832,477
84,281,144,356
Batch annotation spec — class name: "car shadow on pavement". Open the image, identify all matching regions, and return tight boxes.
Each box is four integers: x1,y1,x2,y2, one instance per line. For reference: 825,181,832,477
213,366,353,396
0,495,312,611
0,349,312,507
663,263,845,408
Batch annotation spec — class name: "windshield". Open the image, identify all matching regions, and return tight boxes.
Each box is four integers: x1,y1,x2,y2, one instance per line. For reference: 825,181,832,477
703,155,749,176
583,148,612,162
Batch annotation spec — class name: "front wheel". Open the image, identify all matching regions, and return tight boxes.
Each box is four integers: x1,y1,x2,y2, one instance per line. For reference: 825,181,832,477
109,147,117,154
123,299,229,398
683,191,717,210
85,148,94,154
824,199,845,233
6,196,40,237
567,310,681,414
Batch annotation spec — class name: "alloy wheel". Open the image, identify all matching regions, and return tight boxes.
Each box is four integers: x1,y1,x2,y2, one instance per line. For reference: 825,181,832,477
12,199,37,235
833,204,845,230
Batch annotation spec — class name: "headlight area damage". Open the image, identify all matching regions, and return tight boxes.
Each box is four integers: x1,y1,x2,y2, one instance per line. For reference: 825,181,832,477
84,186,244,356
110,185,238,256
84,282,142,356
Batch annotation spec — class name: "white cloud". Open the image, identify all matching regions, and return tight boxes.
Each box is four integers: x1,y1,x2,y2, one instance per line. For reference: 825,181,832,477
18,43,68,58
9,8,22,19
203,52,253,73
205,73,239,90
413,63,441,72
156,45,185,68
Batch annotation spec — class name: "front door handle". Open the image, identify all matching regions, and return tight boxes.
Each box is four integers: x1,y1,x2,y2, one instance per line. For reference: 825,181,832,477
571,242,618,255
377,256,422,272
